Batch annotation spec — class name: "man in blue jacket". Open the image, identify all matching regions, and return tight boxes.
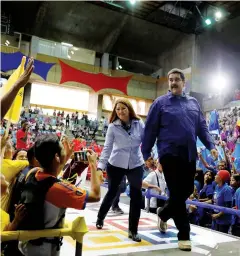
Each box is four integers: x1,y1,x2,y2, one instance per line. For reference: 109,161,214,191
142,68,218,251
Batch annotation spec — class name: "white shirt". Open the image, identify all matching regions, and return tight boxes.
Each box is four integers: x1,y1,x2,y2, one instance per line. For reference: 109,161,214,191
144,171,166,208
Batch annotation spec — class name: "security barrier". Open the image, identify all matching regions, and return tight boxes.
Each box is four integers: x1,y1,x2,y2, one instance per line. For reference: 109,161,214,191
145,189,240,216
1,216,88,256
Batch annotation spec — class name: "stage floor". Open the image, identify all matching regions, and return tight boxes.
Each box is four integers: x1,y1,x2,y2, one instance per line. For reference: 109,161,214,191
61,187,240,256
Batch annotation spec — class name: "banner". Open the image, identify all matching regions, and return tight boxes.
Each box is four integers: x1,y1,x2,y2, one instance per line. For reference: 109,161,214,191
3,57,26,123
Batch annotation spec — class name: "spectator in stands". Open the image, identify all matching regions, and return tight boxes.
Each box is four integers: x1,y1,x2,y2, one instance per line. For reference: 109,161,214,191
75,111,79,124
198,171,215,227
102,117,108,137
1,173,27,232
66,114,70,128
142,68,218,251
230,174,240,197
1,58,34,119
96,98,144,242
16,120,29,150
211,170,232,234
194,169,204,193
72,135,81,152
1,140,29,212
143,157,156,178
142,162,166,214
12,149,27,161
8,147,40,225
232,181,240,237
187,185,199,225
18,135,102,256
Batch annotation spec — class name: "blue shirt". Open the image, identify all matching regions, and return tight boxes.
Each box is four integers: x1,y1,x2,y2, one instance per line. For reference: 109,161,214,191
213,183,232,225
199,184,214,199
234,187,240,224
142,92,215,161
98,119,144,170
194,180,201,193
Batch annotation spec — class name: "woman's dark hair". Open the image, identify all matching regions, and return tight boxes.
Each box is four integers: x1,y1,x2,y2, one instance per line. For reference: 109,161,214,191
34,134,62,169
109,98,140,123
12,149,27,160
195,169,204,190
233,174,240,188
204,170,215,185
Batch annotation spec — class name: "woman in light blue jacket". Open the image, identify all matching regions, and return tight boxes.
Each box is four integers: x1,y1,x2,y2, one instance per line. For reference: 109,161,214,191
96,98,145,242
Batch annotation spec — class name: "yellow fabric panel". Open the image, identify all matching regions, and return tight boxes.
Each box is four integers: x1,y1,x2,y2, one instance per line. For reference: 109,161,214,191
1,159,29,183
1,159,29,211
0,208,10,231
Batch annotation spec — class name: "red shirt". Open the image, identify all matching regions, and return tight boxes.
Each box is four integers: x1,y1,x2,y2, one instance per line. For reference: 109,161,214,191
16,129,27,149
73,139,81,152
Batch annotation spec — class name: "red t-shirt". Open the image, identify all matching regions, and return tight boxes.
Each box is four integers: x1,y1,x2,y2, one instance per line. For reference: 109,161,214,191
16,129,27,149
73,139,81,152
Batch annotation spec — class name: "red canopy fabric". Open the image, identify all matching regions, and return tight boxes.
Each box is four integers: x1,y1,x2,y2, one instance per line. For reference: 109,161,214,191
59,60,132,94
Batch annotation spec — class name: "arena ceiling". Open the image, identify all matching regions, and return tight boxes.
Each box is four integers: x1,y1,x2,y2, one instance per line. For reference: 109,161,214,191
2,1,240,75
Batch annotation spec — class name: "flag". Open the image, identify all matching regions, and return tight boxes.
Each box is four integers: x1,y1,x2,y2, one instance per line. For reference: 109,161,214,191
3,57,26,123
233,142,240,158
208,110,220,134
234,158,240,173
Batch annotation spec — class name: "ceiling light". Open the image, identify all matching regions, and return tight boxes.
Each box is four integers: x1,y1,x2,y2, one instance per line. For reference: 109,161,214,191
5,42,8,46
71,51,74,55
215,10,222,21
205,18,212,26
215,11,222,19
6,40,10,44
129,0,136,5
116,67,119,70
61,42,73,47
119,65,122,69
67,55,71,59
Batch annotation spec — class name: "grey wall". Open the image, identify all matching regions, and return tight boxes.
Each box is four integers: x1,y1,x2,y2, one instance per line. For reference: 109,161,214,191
156,34,195,97
156,16,240,111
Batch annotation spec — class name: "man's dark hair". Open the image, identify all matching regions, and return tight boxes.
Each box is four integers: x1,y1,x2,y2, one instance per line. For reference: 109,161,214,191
168,68,185,81
34,134,62,169
27,146,35,164
21,119,27,126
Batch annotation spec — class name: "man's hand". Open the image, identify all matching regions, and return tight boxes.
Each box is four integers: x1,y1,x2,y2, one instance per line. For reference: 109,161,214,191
16,58,34,89
211,149,218,160
62,136,74,160
1,131,10,150
211,213,219,220
86,149,97,166
14,204,27,223
155,186,162,194
97,171,104,184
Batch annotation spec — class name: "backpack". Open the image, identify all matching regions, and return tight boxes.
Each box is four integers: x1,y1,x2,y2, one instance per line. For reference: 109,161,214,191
8,166,32,222
3,169,62,255
18,168,59,231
